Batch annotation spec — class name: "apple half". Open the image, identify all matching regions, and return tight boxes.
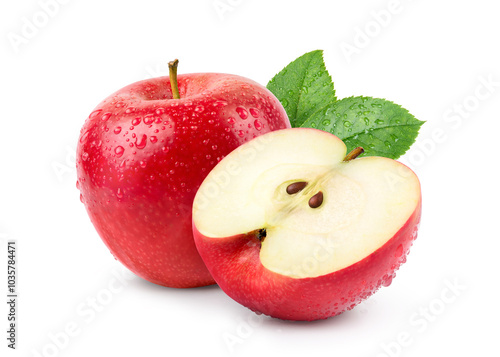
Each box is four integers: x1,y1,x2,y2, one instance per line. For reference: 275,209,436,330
192,128,421,321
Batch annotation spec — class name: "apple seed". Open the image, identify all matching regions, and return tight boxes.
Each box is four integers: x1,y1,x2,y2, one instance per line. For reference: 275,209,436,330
308,191,323,209
286,181,308,195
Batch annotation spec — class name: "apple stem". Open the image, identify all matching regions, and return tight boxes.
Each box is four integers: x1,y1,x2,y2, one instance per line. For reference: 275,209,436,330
343,147,364,162
168,59,180,99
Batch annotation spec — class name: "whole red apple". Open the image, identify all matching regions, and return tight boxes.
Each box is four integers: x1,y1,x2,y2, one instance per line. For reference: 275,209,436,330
76,61,291,288
193,128,421,320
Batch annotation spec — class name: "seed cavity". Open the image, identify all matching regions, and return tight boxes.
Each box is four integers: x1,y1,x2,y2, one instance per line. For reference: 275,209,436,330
308,191,324,209
258,229,267,242
286,181,308,195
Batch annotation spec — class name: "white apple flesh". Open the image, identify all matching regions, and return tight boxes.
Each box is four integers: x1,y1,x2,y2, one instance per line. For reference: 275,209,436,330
192,128,421,320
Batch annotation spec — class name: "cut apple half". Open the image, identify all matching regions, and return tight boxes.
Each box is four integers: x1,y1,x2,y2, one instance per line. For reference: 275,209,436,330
193,128,421,320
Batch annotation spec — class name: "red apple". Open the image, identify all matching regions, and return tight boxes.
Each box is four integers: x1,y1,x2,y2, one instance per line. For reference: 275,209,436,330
192,128,421,320
76,61,291,288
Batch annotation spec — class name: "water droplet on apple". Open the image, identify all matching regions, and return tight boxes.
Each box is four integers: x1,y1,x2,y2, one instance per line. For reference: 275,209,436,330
100,112,111,121
211,145,218,151
254,120,263,131
236,107,248,119
115,101,126,108
195,105,205,113
143,114,154,125
132,117,141,126
214,100,228,107
237,130,245,137
135,134,147,149
382,274,393,287
81,152,89,161
76,180,80,189
80,193,84,203
89,109,102,119
227,117,236,124
116,188,123,198
114,126,122,134
139,160,147,168
149,136,158,143
395,244,404,257
249,108,260,118
125,107,135,114
80,130,90,143
115,146,124,157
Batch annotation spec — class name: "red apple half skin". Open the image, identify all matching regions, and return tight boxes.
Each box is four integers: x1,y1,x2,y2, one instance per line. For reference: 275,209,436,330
77,72,290,288
192,128,421,320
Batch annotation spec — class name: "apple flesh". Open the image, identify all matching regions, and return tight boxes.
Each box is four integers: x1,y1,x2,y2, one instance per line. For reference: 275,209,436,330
77,73,290,288
192,128,421,320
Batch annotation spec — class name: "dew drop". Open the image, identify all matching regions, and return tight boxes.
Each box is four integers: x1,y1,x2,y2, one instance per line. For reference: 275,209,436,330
143,115,154,125
89,109,102,118
135,134,147,149
237,130,245,137
236,107,248,119
79,131,90,143
249,108,260,118
125,107,135,114
385,141,392,148
149,136,157,143
364,117,370,125
114,146,125,157
101,112,112,121
114,126,122,134
287,90,294,96
254,119,263,131
343,121,352,127
395,244,404,258
301,86,308,94
322,119,331,126
132,117,141,126
139,160,147,168
280,98,289,108
375,119,384,125
214,100,228,107
227,117,236,124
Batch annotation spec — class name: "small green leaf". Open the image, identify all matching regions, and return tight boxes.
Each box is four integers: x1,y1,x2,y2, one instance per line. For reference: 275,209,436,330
301,96,424,159
267,50,336,127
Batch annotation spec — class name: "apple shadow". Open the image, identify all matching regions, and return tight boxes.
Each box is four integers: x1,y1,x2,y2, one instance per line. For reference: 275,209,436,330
127,274,221,294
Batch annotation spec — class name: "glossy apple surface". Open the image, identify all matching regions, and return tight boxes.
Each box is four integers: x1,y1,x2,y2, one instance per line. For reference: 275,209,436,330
193,128,421,319
76,73,290,288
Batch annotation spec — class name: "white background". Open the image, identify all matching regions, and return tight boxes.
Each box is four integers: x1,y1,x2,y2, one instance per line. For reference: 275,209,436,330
1,0,499,356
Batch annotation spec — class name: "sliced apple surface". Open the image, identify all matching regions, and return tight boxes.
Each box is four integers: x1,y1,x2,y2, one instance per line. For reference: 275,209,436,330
192,128,421,320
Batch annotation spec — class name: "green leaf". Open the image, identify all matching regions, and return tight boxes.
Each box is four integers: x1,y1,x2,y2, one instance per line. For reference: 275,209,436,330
267,50,336,127
301,96,424,159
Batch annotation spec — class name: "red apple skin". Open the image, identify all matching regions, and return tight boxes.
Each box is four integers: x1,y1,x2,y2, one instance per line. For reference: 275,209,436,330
76,73,290,288
193,198,421,320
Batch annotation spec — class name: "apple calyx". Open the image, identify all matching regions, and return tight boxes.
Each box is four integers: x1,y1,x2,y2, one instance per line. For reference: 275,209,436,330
168,59,180,99
343,146,364,162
